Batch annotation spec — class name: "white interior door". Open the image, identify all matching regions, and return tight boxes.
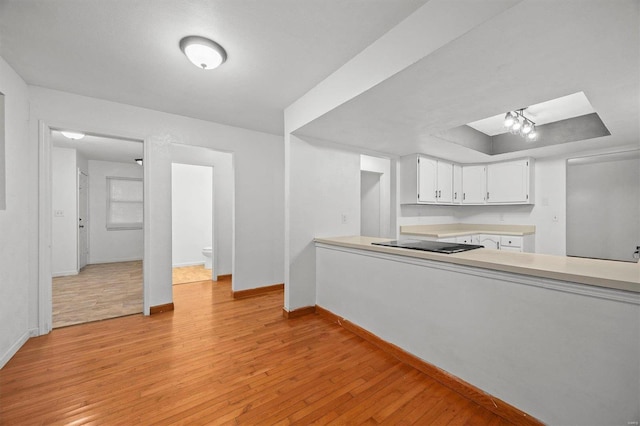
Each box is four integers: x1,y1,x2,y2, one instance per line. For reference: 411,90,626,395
78,170,89,269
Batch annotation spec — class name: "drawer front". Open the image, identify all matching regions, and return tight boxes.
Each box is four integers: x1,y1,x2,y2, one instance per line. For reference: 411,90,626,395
500,236,523,248
500,246,522,253
456,235,475,244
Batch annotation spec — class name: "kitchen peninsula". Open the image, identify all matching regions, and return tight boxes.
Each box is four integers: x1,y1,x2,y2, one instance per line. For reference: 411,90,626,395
314,236,639,426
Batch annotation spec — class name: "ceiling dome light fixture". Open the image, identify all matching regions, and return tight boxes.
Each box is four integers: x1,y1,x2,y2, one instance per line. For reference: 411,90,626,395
504,109,538,142
61,131,85,140
179,35,227,70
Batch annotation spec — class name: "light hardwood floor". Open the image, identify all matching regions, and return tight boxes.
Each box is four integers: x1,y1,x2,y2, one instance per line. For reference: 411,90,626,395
173,264,213,285
2,278,513,425
52,261,143,328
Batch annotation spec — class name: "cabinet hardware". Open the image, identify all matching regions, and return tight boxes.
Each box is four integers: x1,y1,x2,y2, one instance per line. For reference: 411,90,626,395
454,192,457,200
438,190,441,198
463,193,466,200
435,190,438,199
487,192,490,200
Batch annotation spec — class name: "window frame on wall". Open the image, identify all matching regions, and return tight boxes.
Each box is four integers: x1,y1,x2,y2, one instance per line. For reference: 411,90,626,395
106,176,143,230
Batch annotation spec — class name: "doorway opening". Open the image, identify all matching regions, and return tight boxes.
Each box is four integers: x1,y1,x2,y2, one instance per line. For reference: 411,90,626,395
360,154,392,238
171,163,214,284
169,144,233,289
361,170,382,237
50,129,144,328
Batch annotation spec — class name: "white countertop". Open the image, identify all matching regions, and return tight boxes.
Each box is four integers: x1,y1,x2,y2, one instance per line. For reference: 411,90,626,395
400,223,535,237
314,236,640,293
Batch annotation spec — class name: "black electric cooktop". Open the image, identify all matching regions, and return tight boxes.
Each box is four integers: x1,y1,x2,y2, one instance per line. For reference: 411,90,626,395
372,239,484,254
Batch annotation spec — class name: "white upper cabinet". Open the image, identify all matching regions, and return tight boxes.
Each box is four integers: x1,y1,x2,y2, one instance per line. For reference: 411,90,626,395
401,155,453,204
437,161,453,203
486,159,534,204
417,156,437,203
401,155,534,206
462,165,486,204
452,164,462,204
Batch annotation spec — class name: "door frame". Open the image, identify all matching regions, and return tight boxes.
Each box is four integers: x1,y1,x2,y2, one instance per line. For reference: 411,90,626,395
170,162,217,282
38,120,147,334
77,169,89,270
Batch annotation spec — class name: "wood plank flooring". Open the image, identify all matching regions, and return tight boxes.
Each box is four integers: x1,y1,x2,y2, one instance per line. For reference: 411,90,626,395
52,261,143,328
173,264,213,285
1,278,514,425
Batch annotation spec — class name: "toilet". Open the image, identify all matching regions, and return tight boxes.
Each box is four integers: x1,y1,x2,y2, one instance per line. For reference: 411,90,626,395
202,247,212,270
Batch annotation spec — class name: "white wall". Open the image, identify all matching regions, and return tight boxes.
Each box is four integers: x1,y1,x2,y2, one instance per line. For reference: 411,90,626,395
88,159,144,264
171,163,212,267
285,135,361,310
317,245,640,426
397,158,567,255
51,147,78,275
170,144,233,276
0,57,31,368
28,87,283,323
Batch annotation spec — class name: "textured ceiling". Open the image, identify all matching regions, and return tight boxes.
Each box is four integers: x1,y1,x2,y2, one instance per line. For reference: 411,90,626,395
0,0,428,136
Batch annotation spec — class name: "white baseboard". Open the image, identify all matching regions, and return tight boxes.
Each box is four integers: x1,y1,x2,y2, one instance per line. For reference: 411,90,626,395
29,328,39,337
172,261,206,268
52,270,79,278
0,331,29,369
89,257,143,265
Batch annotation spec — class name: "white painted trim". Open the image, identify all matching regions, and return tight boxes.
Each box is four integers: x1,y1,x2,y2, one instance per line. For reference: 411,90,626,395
88,257,144,265
0,331,29,369
143,137,151,316
315,243,640,305
52,270,79,278
38,120,53,335
172,261,206,268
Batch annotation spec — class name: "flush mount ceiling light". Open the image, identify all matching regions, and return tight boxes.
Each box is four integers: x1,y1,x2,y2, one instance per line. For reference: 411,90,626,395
61,131,85,140
179,36,227,70
504,109,538,141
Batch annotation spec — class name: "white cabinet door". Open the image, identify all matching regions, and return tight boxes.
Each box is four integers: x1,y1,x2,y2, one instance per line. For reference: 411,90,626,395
452,164,462,204
462,165,486,204
487,159,531,204
437,161,453,203
477,234,500,249
416,156,453,204
417,156,438,203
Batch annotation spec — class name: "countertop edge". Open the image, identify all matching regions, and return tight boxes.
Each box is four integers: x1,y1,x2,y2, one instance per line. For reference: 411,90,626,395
314,237,640,294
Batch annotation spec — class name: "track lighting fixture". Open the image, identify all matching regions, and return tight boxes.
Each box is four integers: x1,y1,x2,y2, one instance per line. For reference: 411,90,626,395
504,109,537,141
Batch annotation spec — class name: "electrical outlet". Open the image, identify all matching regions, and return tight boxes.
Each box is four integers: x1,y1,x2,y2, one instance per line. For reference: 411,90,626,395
552,214,559,222
341,214,347,224
54,210,64,217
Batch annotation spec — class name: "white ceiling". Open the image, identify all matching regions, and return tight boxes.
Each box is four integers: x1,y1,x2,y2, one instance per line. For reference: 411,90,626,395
51,131,143,164
1,0,638,163
294,0,640,162
0,0,428,136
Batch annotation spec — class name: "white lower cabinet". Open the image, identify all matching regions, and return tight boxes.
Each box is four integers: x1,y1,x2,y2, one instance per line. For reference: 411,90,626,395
477,234,500,249
401,233,534,253
456,235,475,244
